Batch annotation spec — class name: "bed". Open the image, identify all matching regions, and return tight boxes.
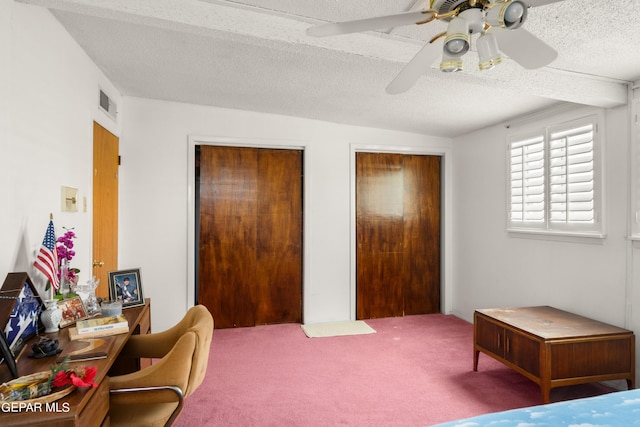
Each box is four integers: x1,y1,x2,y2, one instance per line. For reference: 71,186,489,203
430,389,640,427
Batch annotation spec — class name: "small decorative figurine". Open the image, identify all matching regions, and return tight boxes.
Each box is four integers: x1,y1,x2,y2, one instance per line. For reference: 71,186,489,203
30,337,61,358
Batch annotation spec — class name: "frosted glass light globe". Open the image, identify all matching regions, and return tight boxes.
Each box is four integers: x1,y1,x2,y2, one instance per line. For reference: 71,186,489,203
504,2,525,25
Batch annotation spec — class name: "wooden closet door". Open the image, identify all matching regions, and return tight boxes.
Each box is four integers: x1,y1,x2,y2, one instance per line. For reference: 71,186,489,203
197,146,302,328
403,155,440,315
198,146,258,329
356,153,405,319
356,152,440,319
256,149,302,325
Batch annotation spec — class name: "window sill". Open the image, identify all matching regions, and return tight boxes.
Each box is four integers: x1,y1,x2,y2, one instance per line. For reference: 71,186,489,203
507,228,607,244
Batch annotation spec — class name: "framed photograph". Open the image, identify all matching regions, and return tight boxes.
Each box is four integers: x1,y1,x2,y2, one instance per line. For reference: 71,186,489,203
108,269,144,309
57,296,89,328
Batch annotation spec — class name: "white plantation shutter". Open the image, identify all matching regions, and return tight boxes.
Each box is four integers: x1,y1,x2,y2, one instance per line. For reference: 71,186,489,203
507,112,602,236
510,135,545,223
549,123,595,224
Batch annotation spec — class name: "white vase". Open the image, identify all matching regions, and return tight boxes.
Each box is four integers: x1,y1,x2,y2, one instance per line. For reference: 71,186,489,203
41,299,62,333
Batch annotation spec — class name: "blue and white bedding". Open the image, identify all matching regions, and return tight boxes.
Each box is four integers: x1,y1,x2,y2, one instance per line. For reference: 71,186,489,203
431,389,640,427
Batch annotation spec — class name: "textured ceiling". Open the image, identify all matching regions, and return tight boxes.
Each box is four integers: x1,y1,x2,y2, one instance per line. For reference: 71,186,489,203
16,0,640,137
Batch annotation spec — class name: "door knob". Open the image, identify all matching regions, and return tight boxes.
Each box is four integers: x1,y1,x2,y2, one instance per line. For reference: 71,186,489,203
92,259,105,267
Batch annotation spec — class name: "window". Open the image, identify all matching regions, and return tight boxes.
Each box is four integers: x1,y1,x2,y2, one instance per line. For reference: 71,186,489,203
507,113,604,237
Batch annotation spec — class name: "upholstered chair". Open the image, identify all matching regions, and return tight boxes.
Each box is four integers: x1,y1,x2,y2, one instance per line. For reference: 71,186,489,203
109,305,214,426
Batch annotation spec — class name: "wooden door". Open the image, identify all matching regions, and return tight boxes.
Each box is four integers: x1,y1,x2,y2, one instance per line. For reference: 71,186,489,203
92,122,119,298
505,330,540,376
255,149,303,325
475,315,504,357
197,146,302,328
356,152,440,319
356,153,404,319
402,155,440,315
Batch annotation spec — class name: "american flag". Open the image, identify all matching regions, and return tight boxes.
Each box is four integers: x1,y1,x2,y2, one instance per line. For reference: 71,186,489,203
33,219,60,290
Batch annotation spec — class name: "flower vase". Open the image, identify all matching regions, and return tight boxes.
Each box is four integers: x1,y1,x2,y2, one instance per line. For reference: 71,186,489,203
59,261,71,298
41,299,62,333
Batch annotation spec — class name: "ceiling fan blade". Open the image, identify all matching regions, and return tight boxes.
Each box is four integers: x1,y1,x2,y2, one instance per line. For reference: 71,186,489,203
525,0,566,7
491,27,557,69
386,39,443,94
307,10,434,37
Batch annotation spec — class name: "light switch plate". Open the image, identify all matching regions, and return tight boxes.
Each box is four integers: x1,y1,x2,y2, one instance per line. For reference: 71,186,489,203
61,186,78,212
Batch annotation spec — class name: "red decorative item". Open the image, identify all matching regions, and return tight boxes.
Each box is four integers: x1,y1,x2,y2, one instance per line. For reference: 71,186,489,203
52,363,98,389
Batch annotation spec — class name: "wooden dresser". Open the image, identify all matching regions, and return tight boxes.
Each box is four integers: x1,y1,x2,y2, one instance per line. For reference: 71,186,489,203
474,306,635,403
0,299,151,426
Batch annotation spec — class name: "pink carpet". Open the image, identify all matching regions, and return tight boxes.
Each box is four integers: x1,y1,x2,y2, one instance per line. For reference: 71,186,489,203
174,314,615,426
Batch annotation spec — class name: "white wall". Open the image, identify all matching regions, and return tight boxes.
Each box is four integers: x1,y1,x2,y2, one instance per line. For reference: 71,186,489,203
630,90,640,387
119,97,451,331
1,1,121,297
452,104,638,383
452,105,630,325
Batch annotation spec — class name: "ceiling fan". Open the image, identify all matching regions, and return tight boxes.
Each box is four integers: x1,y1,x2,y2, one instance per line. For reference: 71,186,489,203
307,0,565,94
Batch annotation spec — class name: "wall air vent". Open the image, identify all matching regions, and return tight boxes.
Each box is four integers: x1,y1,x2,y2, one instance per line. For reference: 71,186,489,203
99,89,117,121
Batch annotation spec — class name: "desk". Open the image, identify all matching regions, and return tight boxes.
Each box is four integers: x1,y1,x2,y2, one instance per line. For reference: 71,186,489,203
0,299,151,426
474,306,635,403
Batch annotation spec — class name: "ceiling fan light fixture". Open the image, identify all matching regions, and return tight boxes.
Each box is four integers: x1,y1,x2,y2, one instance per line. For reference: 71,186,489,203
477,32,502,70
440,53,464,73
443,17,470,57
486,0,528,30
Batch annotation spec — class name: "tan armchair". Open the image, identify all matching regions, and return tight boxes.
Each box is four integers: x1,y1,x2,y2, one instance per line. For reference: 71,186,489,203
109,305,214,426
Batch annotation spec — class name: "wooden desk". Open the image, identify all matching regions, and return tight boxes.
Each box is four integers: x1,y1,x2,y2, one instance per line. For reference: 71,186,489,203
0,299,151,426
474,306,635,403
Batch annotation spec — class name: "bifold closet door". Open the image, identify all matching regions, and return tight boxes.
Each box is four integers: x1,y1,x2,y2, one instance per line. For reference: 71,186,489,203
197,146,302,328
356,152,440,320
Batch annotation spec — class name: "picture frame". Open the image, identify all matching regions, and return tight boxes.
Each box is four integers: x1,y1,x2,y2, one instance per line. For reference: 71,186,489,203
57,296,89,328
108,269,144,309
1,272,44,358
0,328,18,379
